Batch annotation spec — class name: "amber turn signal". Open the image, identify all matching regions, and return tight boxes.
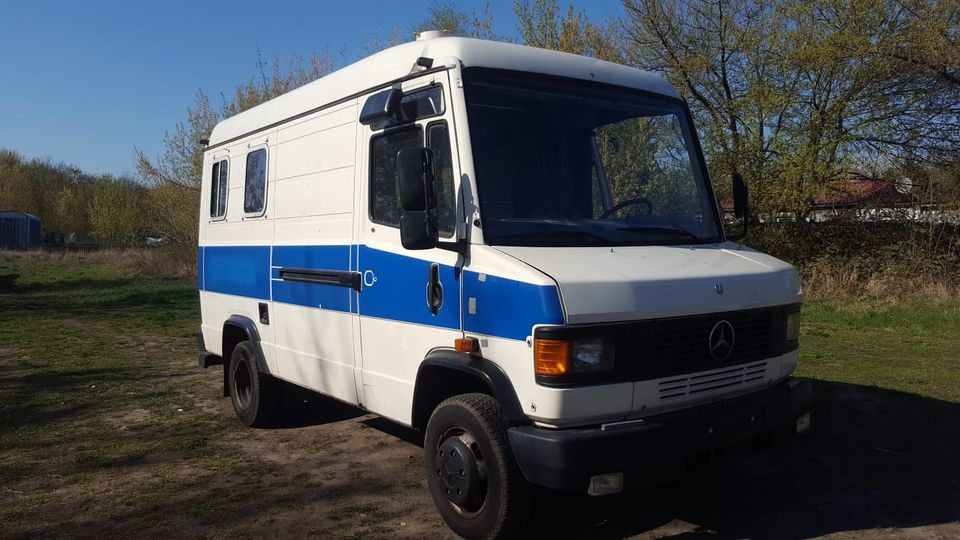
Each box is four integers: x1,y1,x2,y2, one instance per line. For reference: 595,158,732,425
455,337,479,353
534,339,570,375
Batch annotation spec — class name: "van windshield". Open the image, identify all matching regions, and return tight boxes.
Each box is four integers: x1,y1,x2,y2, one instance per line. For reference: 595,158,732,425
463,69,722,247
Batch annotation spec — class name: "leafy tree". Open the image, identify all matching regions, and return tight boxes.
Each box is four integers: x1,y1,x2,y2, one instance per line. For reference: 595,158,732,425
0,149,100,241
89,176,147,246
515,0,620,60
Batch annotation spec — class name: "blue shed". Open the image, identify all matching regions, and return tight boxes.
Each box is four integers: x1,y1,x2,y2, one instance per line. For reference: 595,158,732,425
0,211,42,249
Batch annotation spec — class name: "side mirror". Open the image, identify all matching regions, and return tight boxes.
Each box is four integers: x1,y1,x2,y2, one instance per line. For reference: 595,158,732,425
728,172,749,241
359,88,402,125
397,147,439,250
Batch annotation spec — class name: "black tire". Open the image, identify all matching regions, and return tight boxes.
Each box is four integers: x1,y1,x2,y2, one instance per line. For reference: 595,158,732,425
228,340,280,427
424,393,531,539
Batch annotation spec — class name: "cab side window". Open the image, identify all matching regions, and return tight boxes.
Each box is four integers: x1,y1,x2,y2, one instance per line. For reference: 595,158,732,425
370,127,423,227
427,121,456,235
368,123,457,235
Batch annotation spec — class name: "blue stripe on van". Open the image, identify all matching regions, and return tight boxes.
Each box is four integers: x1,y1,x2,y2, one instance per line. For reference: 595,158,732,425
271,244,353,312
357,246,460,330
463,271,564,340
199,244,565,340
202,245,271,300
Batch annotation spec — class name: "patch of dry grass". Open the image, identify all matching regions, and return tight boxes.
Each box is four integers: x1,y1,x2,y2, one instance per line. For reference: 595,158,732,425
93,248,196,279
1,247,195,280
802,266,959,307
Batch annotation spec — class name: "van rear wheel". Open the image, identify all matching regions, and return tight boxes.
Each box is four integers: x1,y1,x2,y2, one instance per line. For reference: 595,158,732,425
228,341,279,427
424,393,530,539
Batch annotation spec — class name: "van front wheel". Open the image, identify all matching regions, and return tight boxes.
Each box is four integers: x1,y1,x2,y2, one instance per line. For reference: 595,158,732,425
424,393,530,539
228,341,279,427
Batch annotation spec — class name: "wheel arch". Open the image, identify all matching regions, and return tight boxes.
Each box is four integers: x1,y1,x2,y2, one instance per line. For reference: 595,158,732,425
221,315,270,397
411,349,528,431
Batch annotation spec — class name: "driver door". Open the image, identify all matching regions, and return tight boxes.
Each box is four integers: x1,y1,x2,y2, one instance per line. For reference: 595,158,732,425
354,73,464,423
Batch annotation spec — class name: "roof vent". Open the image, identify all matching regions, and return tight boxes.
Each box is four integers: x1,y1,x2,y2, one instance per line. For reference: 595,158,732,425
416,30,451,41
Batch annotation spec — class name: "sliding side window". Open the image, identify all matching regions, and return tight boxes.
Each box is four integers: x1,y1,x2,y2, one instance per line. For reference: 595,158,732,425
244,148,268,216
210,159,229,219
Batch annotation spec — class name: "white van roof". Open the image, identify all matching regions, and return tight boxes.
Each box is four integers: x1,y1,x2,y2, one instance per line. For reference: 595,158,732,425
207,36,681,148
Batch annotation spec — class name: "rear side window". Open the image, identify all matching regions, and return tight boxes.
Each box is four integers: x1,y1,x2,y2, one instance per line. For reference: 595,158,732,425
210,159,228,219
369,127,423,227
244,148,268,215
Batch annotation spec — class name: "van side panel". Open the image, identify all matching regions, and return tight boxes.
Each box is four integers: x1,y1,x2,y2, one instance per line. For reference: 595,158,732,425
270,102,360,405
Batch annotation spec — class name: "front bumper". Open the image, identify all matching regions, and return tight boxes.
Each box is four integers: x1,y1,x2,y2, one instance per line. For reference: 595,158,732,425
507,377,811,492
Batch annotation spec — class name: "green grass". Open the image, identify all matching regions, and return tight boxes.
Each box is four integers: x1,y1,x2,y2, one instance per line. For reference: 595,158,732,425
799,300,960,402
0,251,957,536
0,252,242,536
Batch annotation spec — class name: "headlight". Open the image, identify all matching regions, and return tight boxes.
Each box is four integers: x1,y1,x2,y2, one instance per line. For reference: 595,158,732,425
786,310,801,342
534,337,614,377
571,338,614,373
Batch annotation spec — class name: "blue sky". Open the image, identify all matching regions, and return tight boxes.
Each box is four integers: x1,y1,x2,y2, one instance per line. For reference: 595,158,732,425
0,0,623,178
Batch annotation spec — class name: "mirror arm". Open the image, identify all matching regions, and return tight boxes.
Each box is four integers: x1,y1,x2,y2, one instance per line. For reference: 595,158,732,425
726,203,749,242
727,172,749,242
727,223,747,242
436,239,468,256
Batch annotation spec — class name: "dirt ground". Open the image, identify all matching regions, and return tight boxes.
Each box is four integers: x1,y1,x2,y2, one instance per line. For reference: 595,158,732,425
180,369,960,539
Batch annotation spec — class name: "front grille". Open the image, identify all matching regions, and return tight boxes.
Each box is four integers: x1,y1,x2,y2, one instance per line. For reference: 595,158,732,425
658,361,768,399
647,308,774,378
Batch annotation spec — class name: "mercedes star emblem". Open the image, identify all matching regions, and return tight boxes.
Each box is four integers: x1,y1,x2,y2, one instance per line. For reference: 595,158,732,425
708,320,735,361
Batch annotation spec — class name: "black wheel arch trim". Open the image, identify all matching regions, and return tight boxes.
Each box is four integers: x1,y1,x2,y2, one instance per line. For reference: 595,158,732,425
222,315,270,378
412,349,528,430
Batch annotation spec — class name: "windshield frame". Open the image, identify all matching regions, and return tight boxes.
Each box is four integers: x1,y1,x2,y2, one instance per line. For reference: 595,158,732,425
462,67,726,248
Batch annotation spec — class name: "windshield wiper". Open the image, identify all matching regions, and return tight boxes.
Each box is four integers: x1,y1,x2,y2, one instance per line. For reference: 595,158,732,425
616,225,701,242
493,230,609,244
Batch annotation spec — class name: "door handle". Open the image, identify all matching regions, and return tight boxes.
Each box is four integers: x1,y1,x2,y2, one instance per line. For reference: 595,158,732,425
426,263,443,315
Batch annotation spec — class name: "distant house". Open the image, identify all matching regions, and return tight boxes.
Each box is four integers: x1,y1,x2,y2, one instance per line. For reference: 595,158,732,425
719,177,954,224
808,178,949,223
0,211,42,249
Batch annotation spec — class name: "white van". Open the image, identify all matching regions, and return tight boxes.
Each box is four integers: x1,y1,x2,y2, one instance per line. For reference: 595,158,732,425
196,33,810,539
